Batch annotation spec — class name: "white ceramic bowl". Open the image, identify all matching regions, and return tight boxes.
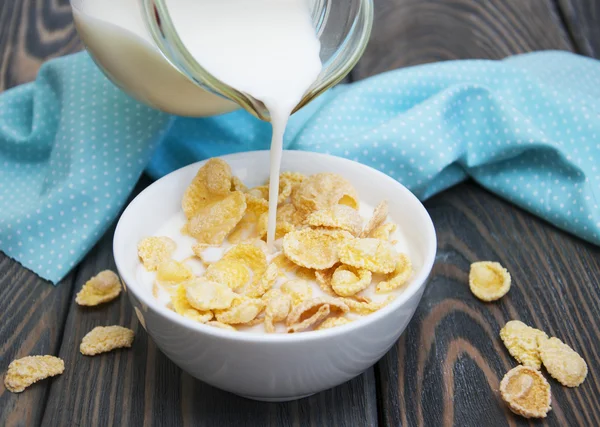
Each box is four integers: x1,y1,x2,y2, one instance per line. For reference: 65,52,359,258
113,150,436,402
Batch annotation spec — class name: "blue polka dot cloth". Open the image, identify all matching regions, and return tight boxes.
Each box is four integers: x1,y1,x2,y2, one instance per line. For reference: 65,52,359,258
0,51,599,284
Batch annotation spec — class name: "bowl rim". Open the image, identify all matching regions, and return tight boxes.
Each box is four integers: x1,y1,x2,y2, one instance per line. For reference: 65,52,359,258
114,150,437,343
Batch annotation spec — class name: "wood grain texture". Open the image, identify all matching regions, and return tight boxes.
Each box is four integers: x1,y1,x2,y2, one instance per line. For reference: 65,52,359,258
0,254,76,427
0,0,82,91
556,0,600,58
376,182,600,427
352,0,574,79
39,179,379,427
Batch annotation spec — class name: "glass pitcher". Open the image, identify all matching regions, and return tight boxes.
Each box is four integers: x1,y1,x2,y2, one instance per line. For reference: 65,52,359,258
71,0,373,120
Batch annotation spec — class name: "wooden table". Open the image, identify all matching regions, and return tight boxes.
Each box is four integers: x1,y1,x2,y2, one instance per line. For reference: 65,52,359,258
1,1,599,426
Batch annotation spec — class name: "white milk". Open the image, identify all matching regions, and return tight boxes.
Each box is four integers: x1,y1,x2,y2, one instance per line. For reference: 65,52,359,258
77,0,323,248
166,0,322,248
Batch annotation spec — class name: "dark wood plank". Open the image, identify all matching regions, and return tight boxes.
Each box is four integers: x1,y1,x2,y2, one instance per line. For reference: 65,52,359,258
352,0,574,79
0,0,83,91
556,0,600,59
0,254,77,427
40,177,379,427
376,182,600,427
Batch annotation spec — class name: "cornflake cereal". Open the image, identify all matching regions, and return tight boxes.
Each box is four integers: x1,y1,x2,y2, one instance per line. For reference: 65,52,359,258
361,200,388,238
137,159,417,334
469,261,511,302
75,270,122,306
338,238,397,274
171,284,214,323
307,205,363,237
286,297,349,333
500,320,548,370
80,326,135,356
376,253,412,293
538,337,587,387
331,265,372,297
4,355,64,393
282,228,352,270
500,366,552,418
138,236,176,271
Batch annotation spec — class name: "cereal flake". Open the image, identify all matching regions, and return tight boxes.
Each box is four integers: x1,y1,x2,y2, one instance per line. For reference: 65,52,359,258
138,236,176,271
338,238,397,274
80,326,135,356
4,355,64,393
361,200,388,238
376,253,412,293
469,261,511,302
282,228,352,270
538,337,587,387
500,365,551,418
331,265,372,297
75,270,122,306
500,320,548,370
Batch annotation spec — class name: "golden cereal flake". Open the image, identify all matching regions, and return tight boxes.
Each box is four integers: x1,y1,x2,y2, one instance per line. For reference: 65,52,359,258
206,321,237,331
263,289,293,333
222,243,267,286
316,316,352,331
538,337,588,387
278,171,306,190
156,259,194,287
286,296,349,333
500,365,551,418
338,238,397,274
182,158,232,218
4,355,64,393
80,326,135,356
314,266,338,296
376,253,412,293
331,265,372,297
281,279,314,306
137,236,176,271
361,200,388,238
287,304,330,333
205,259,251,292
215,297,265,325
185,191,247,245
256,212,295,241
171,284,214,323
247,185,270,200
185,277,238,311
75,270,122,306
231,176,247,192
341,295,396,315
245,263,278,298
469,261,511,302
371,223,397,241
307,205,363,237
291,173,359,216
282,228,352,270
500,321,548,369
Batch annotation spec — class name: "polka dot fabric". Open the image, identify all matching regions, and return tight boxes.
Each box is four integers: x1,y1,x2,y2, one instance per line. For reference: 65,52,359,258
0,50,599,284
0,53,171,283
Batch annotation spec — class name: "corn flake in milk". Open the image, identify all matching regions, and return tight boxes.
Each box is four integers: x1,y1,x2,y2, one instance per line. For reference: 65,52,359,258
136,160,416,333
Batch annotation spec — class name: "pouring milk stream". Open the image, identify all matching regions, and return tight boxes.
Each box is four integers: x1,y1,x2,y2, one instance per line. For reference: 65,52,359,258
77,0,323,249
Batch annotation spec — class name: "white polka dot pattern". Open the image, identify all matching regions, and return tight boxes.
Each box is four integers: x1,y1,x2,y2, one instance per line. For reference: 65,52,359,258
0,51,599,284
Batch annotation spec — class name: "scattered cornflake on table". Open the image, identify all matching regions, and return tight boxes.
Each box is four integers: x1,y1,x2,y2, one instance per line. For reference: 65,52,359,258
75,270,122,306
80,326,135,356
500,365,552,418
538,336,588,387
500,320,548,370
4,355,65,393
469,261,511,302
